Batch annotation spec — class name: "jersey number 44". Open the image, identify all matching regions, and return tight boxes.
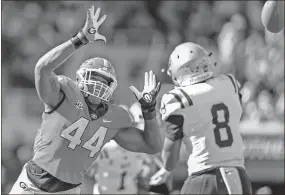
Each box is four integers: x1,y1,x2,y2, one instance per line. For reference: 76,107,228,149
60,117,107,157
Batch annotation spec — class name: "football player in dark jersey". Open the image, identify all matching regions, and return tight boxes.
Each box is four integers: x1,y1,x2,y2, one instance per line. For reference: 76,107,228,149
9,6,162,194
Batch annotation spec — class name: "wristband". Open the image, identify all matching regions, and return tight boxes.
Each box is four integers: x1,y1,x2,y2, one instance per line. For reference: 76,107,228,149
77,31,89,45
142,107,156,120
70,31,89,49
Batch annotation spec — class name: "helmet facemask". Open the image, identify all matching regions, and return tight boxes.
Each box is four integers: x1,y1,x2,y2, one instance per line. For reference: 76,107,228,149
76,68,117,102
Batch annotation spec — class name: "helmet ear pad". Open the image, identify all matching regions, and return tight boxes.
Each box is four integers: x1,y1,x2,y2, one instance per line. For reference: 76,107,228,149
77,82,89,97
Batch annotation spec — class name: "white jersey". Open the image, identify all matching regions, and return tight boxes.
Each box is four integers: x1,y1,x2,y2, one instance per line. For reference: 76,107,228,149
160,74,245,175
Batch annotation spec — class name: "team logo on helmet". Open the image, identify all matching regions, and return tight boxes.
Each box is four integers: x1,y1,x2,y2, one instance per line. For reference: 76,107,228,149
76,100,84,110
143,93,152,103
19,182,27,189
203,65,209,72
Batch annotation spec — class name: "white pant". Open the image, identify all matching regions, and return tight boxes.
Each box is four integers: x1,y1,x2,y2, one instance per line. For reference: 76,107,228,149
9,163,81,194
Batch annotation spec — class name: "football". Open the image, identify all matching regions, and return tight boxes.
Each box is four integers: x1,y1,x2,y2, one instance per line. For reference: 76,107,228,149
261,0,284,33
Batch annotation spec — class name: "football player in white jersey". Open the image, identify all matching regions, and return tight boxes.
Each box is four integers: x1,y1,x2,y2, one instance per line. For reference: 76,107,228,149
149,42,252,194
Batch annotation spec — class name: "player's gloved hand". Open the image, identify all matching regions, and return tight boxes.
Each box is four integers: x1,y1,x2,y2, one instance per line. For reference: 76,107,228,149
149,167,172,186
129,70,161,120
82,6,107,43
71,6,107,49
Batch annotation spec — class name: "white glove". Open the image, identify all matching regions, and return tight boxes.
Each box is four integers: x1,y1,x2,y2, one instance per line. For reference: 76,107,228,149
129,71,161,118
81,6,107,43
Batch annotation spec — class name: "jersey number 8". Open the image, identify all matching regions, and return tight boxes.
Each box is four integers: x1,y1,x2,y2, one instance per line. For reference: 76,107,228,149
60,117,107,157
211,103,233,148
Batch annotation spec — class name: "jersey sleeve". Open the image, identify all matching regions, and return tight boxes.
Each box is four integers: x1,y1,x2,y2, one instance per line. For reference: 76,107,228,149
43,75,68,114
58,75,75,93
164,115,184,141
58,75,83,103
111,105,132,129
160,92,183,121
160,92,185,141
44,75,80,115
235,79,242,103
225,74,242,104
225,74,240,94
160,87,194,120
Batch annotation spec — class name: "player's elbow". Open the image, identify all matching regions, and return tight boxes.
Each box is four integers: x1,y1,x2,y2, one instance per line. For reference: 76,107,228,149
35,58,52,73
145,136,163,154
35,50,59,72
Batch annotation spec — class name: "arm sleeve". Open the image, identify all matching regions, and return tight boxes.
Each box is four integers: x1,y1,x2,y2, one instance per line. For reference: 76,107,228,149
115,106,132,129
236,79,242,104
164,114,184,141
44,75,68,114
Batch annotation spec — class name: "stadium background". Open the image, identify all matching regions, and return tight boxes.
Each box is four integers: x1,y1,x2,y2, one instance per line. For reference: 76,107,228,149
1,0,284,194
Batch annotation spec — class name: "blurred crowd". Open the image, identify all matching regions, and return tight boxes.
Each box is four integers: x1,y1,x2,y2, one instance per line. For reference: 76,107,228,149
1,1,284,194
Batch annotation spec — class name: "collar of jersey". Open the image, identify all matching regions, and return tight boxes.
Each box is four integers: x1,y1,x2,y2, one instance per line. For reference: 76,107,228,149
88,103,109,120
180,72,213,86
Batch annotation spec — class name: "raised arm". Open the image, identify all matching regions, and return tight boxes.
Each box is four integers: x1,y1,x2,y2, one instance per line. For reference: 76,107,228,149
34,6,107,107
114,71,163,154
35,40,77,107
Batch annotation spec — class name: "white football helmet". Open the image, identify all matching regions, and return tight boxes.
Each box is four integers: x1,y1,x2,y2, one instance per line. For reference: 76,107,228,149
167,42,214,87
76,57,117,102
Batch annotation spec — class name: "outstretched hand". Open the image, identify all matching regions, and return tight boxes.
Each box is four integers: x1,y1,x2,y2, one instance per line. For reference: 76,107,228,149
81,6,107,43
129,70,161,110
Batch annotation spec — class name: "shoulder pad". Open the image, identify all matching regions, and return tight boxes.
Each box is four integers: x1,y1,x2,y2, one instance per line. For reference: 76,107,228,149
58,75,76,88
107,104,132,129
224,74,241,93
160,87,193,121
57,75,81,99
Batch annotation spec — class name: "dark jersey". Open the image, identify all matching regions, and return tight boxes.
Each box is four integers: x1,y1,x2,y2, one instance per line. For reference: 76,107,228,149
32,76,132,184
